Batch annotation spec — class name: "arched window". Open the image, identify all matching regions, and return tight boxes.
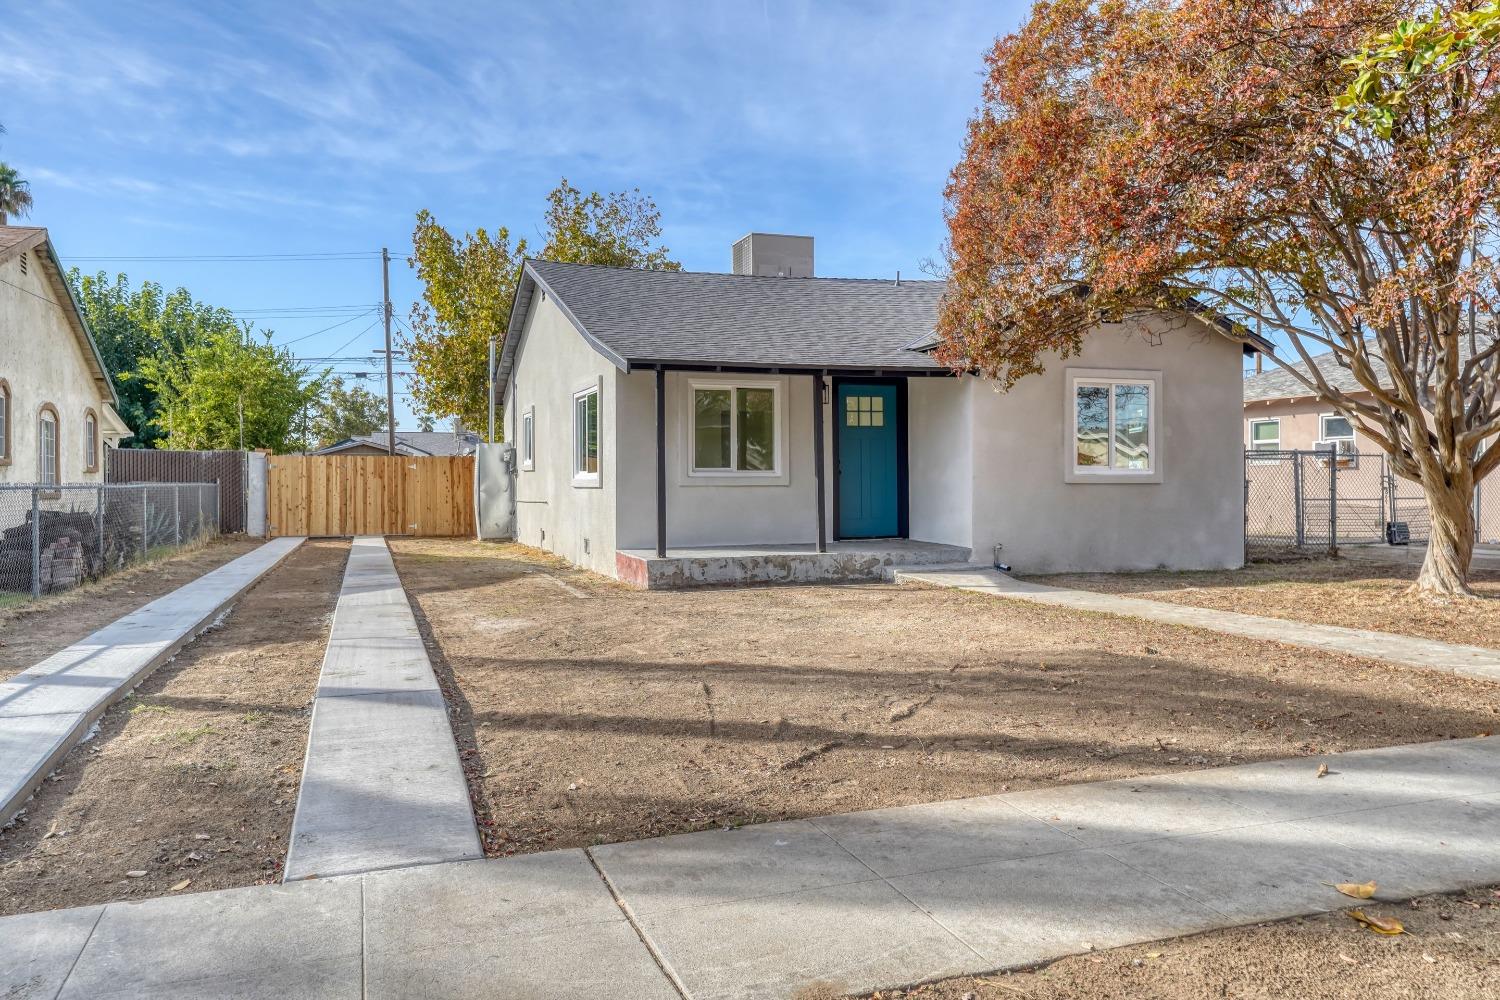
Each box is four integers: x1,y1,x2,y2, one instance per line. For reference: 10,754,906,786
83,408,99,473
0,379,11,466
38,403,59,485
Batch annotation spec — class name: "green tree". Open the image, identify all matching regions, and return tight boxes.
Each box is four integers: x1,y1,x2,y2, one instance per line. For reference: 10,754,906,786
416,412,436,432
139,327,323,452
0,163,33,225
311,377,389,447
69,272,254,448
401,179,680,434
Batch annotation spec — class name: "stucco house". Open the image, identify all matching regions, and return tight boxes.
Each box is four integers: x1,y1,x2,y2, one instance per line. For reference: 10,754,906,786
1242,333,1496,457
496,234,1268,586
0,226,131,484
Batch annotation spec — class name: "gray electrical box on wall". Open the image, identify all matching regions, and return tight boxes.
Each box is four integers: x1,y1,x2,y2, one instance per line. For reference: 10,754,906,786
474,442,515,539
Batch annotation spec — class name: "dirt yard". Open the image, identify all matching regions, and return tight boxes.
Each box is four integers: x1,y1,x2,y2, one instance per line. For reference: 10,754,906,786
0,536,260,673
1031,556,1500,650
0,539,346,917
390,539,1500,859
860,884,1500,1000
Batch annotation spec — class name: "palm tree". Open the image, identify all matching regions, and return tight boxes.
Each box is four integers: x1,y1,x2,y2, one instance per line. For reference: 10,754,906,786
0,163,33,225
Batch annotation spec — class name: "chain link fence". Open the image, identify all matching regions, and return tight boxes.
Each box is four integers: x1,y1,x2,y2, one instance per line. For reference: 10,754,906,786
0,483,219,600
1245,450,1500,560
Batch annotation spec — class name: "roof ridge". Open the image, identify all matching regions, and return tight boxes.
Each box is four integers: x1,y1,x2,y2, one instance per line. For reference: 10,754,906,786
525,257,946,285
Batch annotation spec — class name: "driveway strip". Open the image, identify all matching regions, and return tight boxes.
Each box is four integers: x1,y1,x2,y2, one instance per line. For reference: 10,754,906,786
0,536,304,826
893,565,1500,682
6,735,1497,999
282,535,482,882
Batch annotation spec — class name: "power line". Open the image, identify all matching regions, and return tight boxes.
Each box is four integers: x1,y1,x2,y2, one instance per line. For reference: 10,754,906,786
63,251,382,263
270,309,381,346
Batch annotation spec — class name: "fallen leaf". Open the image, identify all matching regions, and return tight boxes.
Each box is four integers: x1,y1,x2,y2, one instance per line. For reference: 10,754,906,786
1349,909,1405,935
125,870,147,878
1324,880,1378,899
169,879,191,892
1316,763,1329,778
1338,953,1358,965
1422,953,1436,963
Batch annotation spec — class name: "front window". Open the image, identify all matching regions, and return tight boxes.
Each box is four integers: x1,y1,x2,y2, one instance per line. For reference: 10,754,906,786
572,386,599,483
1249,418,1280,453
691,383,778,474
39,407,59,484
1072,378,1153,474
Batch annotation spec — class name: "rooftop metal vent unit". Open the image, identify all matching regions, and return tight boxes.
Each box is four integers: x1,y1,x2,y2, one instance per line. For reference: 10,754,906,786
731,233,813,278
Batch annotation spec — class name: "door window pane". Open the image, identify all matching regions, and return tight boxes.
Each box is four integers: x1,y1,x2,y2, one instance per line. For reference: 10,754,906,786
736,388,774,471
693,388,732,469
1112,384,1150,470
1075,385,1109,467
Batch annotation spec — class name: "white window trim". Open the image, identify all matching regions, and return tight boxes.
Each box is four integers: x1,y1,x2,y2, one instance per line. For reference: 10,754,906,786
1063,368,1163,484
677,374,790,487
571,381,602,488
1316,411,1360,466
1318,412,1356,447
520,407,535,471
1247,416,1281,461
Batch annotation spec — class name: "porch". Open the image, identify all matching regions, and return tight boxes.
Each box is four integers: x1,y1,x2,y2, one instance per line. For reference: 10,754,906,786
616,538,971,589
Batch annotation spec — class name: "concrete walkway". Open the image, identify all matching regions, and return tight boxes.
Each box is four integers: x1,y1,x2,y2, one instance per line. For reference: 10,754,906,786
5,736,1497,999
0,537,303,826
894,565,1500,683
282,536,481,881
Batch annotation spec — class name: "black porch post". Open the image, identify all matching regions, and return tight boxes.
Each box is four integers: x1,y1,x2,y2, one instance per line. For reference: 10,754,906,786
655,366,667,558
813,373,827,553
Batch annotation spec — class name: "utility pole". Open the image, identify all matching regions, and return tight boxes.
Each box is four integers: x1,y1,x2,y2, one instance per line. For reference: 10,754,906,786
382,247,396,456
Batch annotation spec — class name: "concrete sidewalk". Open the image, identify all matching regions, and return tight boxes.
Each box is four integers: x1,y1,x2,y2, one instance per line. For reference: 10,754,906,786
894,565,1500,683
5,736,1497,999
282,536,481,881
0,537,303,826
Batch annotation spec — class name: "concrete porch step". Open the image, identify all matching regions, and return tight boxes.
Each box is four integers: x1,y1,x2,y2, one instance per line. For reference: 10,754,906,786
616,539,972,588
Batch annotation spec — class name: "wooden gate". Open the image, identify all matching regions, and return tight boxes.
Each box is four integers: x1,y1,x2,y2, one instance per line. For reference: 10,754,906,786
266,455,474,537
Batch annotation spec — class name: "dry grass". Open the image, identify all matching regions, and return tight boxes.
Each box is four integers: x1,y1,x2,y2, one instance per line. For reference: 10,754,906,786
390,538,1500,860
1029,556,1500,650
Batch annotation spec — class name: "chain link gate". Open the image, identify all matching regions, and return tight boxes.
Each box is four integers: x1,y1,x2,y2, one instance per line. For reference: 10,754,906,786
1246,450,1500,560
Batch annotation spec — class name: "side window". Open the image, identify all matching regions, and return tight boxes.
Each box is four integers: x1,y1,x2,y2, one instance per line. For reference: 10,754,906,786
84,409,99,472
0,379,10,464
38,404,60,485
521,408,535,471
572,386,599,485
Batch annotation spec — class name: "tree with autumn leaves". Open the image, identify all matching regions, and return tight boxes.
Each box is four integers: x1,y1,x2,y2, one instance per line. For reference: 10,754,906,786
402,180,679,433
940,0,1500,596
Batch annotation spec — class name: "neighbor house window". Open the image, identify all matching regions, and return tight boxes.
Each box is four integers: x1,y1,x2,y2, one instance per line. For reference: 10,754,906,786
38,404,59,485
520,408,535,470
1319,413,1355,451
572,385,599,484
0,379,10,465
1248,418,1280,453
691,382,779,474
1066,370,1159,481
83,408,99,473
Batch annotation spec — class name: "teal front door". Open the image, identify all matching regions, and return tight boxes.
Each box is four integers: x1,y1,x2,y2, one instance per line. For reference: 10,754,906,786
837,383,900,538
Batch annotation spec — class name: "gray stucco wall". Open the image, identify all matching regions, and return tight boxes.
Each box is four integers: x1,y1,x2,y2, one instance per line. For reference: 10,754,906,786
615,370,834,551
503,292,618,575
908,377,972,549
0,251,115,485
965,315,1245,573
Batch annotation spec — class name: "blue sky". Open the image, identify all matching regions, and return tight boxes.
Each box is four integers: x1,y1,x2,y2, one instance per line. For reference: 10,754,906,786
0,1,1026,427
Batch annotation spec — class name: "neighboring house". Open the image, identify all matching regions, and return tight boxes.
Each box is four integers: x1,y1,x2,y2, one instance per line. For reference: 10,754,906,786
0,226,132,484
1242,333,1496,457
496,233,1268,580
312,429,480,457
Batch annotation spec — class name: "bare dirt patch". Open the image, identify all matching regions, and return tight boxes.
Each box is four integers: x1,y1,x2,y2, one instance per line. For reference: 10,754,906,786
0,539,347,917
871,884,1500,1000
0,536,260,673
1030,557,1500,650
390,539,1500,859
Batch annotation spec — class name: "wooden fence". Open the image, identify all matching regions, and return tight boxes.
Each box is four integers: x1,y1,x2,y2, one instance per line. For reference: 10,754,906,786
266,455,474,538
107,448,248,533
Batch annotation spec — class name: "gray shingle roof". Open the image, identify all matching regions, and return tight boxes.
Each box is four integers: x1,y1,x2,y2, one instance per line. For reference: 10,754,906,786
522,259,947,372
315,430,479,456
1244,330,1495,402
